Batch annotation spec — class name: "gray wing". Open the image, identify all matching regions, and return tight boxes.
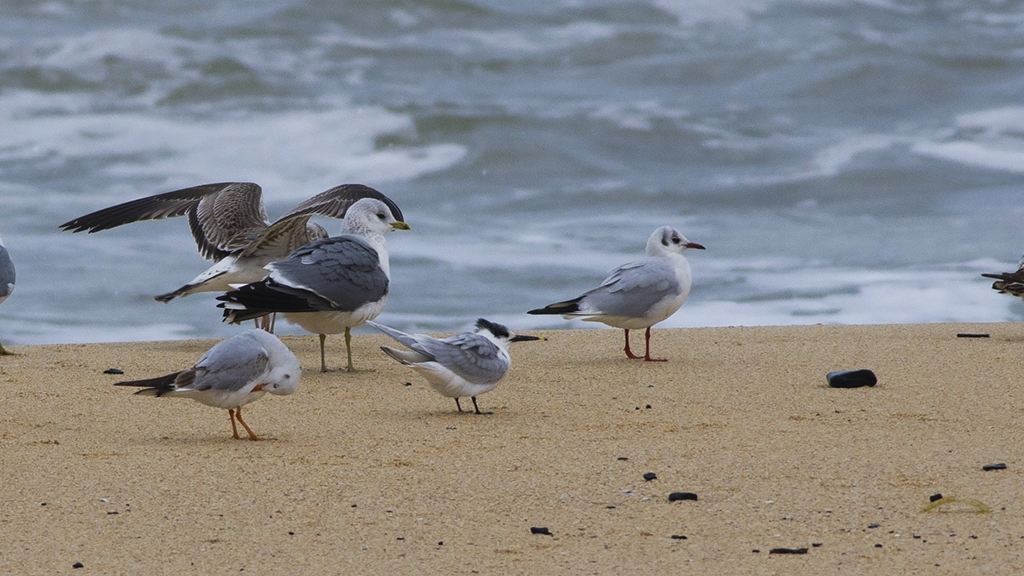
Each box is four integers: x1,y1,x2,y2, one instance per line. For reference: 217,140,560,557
59,182,270,261
184,332,271,392
419,333,509,384
267,236,389,312
279,184,405,223
0,244,13,299
585,258,681,318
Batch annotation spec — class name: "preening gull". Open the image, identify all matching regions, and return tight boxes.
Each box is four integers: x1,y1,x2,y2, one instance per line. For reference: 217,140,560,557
218,198,409,372
528,226,704,361
369,319,540,414
114,329,301,441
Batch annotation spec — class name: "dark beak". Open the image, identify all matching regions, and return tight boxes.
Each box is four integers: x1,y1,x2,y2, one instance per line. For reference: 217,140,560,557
685,242,706,250
511,335,541,343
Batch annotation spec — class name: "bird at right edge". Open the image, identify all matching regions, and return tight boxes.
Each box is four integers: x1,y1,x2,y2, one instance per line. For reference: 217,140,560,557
982,256,1024,301
528,226,704,362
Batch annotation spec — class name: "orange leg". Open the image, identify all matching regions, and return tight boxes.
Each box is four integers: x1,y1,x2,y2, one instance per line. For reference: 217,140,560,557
228,408,241,440
234,406,261,441
623,329,642,359
643,326,667,362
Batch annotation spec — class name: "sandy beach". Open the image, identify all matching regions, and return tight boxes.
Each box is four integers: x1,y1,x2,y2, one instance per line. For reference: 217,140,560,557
1,323,1023,574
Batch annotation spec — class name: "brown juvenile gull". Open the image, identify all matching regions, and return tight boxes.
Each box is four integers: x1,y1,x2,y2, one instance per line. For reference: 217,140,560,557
59,182,404,313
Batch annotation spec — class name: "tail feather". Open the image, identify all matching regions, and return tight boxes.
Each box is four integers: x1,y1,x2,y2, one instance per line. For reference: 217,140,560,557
527,296,583,316
154,285,193,303
114,372,181,397
217,280,323,324
380,346,432,365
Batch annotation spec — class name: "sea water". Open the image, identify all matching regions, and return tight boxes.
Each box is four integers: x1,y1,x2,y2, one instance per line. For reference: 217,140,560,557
1,0,1023,344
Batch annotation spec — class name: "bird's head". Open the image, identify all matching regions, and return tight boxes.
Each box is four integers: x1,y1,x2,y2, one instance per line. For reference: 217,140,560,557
648,226,704,256
344,198,410,236
475,318,541,345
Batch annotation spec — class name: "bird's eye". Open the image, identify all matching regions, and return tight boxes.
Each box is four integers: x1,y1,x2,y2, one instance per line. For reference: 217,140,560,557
671,236,681,244
377,212,386,220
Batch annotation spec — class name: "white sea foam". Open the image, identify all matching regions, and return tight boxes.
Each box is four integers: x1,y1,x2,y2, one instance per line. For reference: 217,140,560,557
909,106,1024,172
653,0,769,26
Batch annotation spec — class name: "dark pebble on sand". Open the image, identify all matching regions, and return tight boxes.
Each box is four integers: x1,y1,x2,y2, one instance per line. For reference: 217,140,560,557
826,369,877,388
643,472,657,481
769,547,808,555
868,523,879,529
930,493,943,502
668,492,698,502
530,527,552,536
983,463,1007,471
72,563,84,569
404,382,412,386
103,368,124,375
671,535,687,540
956,333,989,338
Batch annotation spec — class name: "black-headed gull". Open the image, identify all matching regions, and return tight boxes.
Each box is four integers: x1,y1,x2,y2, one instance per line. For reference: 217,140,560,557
528,226,704,361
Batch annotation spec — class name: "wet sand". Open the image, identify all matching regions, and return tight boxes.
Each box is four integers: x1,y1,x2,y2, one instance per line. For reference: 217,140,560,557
1,323,1023,574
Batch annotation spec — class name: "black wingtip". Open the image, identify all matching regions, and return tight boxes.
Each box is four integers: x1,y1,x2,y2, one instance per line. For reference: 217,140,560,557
527,299,581,315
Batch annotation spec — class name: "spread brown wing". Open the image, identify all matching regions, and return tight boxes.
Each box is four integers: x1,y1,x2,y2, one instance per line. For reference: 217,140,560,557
279,183,404,223
60,182,270,261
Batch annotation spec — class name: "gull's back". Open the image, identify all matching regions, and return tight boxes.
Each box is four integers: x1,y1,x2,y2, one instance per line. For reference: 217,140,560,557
422,332,511,385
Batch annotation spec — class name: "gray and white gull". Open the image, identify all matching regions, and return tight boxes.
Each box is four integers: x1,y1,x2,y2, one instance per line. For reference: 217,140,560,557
369,319,540,414
217,198,409,372
114,328,301,441
528,226,704,361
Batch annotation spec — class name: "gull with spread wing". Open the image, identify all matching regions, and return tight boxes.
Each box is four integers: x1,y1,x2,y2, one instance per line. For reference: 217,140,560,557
60,182,403,311
218,198,409,372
